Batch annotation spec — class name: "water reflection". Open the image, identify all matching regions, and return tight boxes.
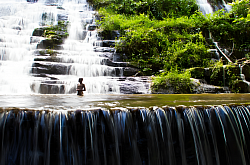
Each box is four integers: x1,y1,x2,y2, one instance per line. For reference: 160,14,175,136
0,94,250,110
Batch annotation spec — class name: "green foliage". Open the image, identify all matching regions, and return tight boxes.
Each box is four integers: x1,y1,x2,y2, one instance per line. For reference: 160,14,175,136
230,0,250,18
187,67,205,79
199,1,250,51
111,14,211,74
94,0,250,93
33,20,69,49
209,61,241,91
90,0,198,19
152,68,194,93
210,60,224,86
96,4,211,75
43,20,69,39
226,65,241,93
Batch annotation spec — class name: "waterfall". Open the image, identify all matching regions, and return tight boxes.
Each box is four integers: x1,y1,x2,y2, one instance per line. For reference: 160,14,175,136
0,0,150,95
196,0,233,15
0,1,42,94
1,105,250,164
222,0,232,12
196,0,213,15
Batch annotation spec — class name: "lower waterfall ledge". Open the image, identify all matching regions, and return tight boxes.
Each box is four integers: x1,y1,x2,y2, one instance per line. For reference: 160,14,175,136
0,104,250,165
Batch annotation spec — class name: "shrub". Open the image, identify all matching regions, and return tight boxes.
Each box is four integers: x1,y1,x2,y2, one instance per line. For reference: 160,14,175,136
152,68,194,93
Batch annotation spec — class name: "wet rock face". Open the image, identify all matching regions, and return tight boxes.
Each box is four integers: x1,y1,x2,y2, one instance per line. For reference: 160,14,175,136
123,67,140,77
188,65,250,93
119,77,151,94
242,61,250,81
32,19,69,49
39,83,65,94
232,80,250,93
37,39,64,50
32,62,71,75
87,24,97,31
98,30,120,40
93,40,120,47
32,28,44,36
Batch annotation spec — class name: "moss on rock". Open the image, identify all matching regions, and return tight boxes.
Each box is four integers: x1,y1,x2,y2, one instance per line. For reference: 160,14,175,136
33,20,69,49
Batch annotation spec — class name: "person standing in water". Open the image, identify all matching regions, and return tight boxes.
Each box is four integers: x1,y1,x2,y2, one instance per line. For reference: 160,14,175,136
76,78,86,96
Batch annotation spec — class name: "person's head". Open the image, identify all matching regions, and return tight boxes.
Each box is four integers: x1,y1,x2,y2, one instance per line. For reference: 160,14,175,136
78,78,83,83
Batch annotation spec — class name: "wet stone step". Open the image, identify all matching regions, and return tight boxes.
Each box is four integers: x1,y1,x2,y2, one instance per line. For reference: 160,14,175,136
38,83,67,94
31,62,129,77
34,57,65,63
98,30,120,40
30,73,60,81
37,40,64,50
32,62,71,75
100,58,130,67
94,47,116,52
83,18,93,24
93,40,120,47
87,24,97,31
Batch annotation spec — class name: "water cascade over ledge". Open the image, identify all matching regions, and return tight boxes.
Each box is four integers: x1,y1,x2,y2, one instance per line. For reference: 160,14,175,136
1,104,250,165
196,0,213,15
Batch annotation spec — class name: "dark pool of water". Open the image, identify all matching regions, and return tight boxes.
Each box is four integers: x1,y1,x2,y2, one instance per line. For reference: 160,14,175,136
0,93,250,110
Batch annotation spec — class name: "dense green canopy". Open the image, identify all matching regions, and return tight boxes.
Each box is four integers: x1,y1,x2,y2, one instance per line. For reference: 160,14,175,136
88,0,250,92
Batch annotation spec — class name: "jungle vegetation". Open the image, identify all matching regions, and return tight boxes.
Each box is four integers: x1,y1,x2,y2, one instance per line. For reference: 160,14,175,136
87,0,250,92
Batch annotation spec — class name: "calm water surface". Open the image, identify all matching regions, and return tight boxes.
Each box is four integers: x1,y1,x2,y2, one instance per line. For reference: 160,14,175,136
0,93,250,110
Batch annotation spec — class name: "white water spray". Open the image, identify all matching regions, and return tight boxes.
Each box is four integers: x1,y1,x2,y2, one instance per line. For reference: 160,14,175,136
0,0,51,94
196,0,213,15
0,0,118,94
0,0,150,95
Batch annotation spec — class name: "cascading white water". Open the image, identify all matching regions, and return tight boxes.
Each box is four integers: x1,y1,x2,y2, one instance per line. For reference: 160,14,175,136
222,0,232,12
196,0,213,15
0,0,63,94
0,0,151,95
29,0,121,94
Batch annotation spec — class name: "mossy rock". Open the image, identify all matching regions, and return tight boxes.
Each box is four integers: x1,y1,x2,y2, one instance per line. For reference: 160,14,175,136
188,67,205,79
209,64,240,87
242,62,250,81
231,80,250,93
37,39,63,49
98,30,120,40
32,28,45,36
32,20,69,49
151,81,194,94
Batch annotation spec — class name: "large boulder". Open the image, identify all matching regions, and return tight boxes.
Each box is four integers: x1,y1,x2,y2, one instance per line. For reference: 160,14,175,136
231,80,250,93
32,28,44,36
242,60,250,81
